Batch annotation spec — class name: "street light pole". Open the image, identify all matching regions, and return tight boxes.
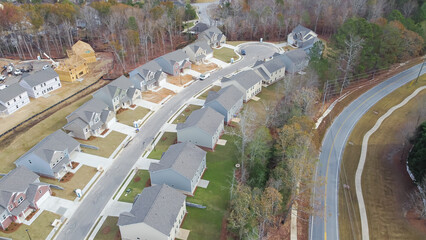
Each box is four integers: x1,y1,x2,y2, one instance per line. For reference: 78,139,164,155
26,229,32,240
415,58,425,84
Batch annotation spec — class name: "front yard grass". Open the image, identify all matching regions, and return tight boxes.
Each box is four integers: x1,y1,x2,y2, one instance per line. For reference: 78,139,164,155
41,165,97,201
172,105,202,124
0,211,60,239
0,95,92,174
94,216,121,240
116,107,150,127
197,85,222,100
78,131,127,158
148,132,177,160
226,41,252,46
167,74,194,87
142,88,175,103
118,170,150,203
181,134,238,240
213,47,238,63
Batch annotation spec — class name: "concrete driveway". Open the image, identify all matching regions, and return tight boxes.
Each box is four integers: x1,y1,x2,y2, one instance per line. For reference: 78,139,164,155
72,152,110,169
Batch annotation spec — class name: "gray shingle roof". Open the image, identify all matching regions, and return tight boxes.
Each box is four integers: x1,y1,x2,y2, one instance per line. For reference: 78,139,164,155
205,85,244,111
109,75,134,90
154,50,189,74
66,98,109,124
0,166,39,208
149,142,206,180
0,83,27,103
190,22,209,33
279,49,308,64
117,184,186,235
176,107,224,136
16,129,80,166
262,57,286,73
185,40,213,56
20,68,59,87
292,24,313,36
221,70,263,90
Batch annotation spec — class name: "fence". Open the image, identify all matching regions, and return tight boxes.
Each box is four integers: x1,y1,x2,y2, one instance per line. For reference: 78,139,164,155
0,78,104,139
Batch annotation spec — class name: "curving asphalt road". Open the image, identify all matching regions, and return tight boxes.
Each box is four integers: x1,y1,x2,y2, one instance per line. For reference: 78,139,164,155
192,0,220,26
55,43,278,240
310,63,426,240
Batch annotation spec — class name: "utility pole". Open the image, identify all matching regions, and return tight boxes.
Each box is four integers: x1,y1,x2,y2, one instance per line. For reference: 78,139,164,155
415,58,425,84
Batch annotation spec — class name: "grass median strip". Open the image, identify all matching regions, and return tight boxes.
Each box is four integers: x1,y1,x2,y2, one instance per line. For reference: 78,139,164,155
147,132,177,160
78,131,127,158
197,85,221,100
93,216,120,240
116,107,150,126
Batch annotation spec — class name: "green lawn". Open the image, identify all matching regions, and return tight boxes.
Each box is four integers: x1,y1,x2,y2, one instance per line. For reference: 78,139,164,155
78,131,127,158
119,170,150,203
116,107,150,127
148,132,177,160
173,105,202,124
94,216,121,240
184,21,195,30
182,135,239,240
0,211,60,239
213,47,238,63
197,85,222,100
226,41,252,46
41,165,97,200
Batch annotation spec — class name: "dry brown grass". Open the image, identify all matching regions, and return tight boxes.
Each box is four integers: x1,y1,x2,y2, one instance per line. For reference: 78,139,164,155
192,63,219,73
142,88,175,103
339,76,426,240
167,74,193,86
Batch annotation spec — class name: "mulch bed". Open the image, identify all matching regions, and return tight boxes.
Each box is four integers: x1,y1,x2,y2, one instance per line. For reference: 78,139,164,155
71,162,79,169
60,172,74,183
0,222,22,233
25,209,38,221
145,178,151,188
116,108,128,114
133,176,141,183
101,129,109,136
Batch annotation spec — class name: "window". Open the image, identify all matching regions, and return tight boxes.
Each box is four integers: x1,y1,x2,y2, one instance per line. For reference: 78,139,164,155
34,87,36,90
2,214,6,220
28,160,32,164
17,196,24,204
39,190,42,194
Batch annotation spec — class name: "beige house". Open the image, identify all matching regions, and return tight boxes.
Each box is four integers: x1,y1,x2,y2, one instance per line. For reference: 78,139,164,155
55,55,89,82
68,40,97,63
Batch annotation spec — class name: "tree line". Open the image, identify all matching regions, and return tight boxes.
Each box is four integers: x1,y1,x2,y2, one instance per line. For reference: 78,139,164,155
0,0,197,72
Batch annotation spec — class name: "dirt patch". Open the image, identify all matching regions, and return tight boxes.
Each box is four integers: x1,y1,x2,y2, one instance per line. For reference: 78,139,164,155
142,88,175,103
167,74,193,87
101,129,109,136
116,108,128,114
133,176,141,183
192,63,219,73
102,226,111,235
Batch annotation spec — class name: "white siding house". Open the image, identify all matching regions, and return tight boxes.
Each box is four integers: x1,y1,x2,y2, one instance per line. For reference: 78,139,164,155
253,57,286,85
0,83,30,117
20,68,61,98
118,185,187,240
221,70,263,102
149,142,207,194
176,107,224,149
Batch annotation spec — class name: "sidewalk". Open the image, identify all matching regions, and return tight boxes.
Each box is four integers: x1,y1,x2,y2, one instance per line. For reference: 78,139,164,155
208,58,229,68
163,82,184,93
134,98,161,111
72,152,110,169
187,98,205,106
109,121,136,136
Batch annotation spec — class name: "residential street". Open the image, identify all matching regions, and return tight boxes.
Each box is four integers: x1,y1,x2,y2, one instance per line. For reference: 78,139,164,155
55,43,278,240
192,0,219,26
310,64,426,240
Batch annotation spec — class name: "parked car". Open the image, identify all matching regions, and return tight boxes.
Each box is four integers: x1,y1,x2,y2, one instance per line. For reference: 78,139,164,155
7,65,13,73
0,75,6,81
199,73,210,80
13,69,22,75
42,64,50,70
241,49,246,55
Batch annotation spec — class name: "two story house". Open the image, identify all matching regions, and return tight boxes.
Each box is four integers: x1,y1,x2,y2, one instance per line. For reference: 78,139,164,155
182,40,213,65
198,26,227,48
204,85,244,123
154,50,191,76
63,98,116,140
15,129,81,179
274,50,309,74
177,107,224,150
0,83,30,117
149,142,207,195
221,70,263,102
93,75,142,113
287,24,319,51
20,68,62,98
118,184,187,240
129,60,167,91
0,166,51,230
253,57,286,85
